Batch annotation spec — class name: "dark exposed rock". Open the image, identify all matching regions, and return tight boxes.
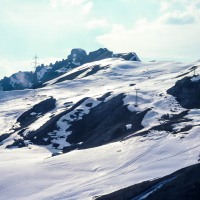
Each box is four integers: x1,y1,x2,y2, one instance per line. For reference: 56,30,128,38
54,68,89,84
64,101,73,107
65,94,150,150
6,139,26,149
155,110,191,133
34,66,59,84
167,76,200,109
4,97,57,147
54,64,109,84
95,163,200,200
0,72,34,91
16,97,56,128
82,65,109,78
67,48,87,65
23,97,89,145
17,128,27,137
0,133,11,143
52,152,62,157
52,143,59,148
7,92,148,152
86,48,113,63
113,52,141,62
175,71,190,78
131,110,192,139
96,92,112,101
86,49,141,63
85,103,93,107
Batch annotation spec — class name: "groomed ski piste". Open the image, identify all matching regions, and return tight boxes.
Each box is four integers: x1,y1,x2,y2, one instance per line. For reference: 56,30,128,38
0,57,200,200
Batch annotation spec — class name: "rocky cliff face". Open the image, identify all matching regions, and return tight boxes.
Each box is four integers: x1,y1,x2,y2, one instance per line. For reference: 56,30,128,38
167,76,200,109
0,48,140,91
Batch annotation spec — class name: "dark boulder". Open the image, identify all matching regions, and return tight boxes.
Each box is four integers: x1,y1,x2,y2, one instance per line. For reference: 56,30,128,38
167,76,200,109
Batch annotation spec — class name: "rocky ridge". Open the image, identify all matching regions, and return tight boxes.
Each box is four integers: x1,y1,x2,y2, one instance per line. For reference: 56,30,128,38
0,48,140,91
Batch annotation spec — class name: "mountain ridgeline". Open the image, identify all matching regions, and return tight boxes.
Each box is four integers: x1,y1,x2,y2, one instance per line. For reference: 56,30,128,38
0,48,140,91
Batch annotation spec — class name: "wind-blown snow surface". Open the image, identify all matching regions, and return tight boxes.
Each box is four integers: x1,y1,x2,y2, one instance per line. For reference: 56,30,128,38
0,58,200,200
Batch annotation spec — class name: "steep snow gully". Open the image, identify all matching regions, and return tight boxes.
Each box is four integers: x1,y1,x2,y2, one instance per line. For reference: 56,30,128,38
0,49,200,200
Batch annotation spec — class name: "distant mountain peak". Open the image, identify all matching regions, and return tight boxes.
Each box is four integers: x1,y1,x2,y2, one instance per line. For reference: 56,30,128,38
0,48,140,91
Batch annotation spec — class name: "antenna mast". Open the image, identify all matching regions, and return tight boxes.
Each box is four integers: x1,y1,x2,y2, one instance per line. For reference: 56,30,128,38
32,55,39,70
32,54,39,97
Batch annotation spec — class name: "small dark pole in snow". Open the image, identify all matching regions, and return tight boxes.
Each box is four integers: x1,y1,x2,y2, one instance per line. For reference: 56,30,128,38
134,88,140,107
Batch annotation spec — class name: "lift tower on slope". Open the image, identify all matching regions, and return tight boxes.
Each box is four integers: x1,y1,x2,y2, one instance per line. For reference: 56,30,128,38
134,88,140,107
32,55,39,97
32,55,39,70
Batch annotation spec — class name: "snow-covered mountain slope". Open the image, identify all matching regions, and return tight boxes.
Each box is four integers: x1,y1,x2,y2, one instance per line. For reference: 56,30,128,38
0,57,200,200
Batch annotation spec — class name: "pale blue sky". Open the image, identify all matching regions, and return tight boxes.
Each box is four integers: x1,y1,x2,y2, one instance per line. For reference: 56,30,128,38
0,0,200,78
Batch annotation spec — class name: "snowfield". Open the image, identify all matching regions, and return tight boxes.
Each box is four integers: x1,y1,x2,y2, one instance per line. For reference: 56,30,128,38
0,58,200,199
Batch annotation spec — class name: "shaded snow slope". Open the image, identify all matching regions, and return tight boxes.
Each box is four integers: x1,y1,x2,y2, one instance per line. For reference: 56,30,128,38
0,58,200,200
